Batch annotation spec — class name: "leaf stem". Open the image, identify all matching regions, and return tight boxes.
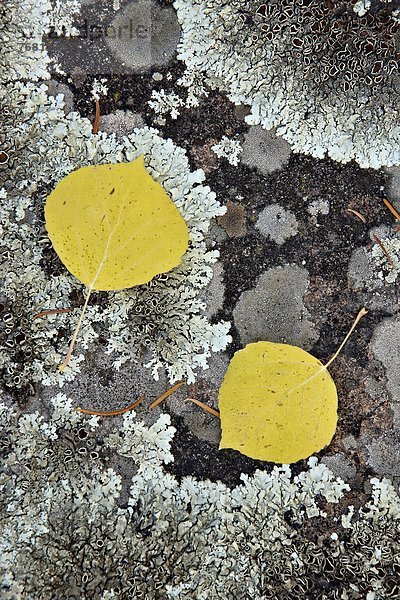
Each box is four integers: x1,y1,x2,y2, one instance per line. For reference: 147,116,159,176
324,308,367,370
59,286,93,371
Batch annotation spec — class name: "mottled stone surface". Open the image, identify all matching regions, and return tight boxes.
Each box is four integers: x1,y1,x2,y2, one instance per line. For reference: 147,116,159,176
99,109,145,136
4,2,400,598
5,0,400,492
233,265,319,349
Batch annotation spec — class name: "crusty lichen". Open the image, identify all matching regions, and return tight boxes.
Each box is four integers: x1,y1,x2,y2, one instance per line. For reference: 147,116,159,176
1,398,399,599
174,0,400,168
2,2,400,599
211,136,243,166
0,0,231,390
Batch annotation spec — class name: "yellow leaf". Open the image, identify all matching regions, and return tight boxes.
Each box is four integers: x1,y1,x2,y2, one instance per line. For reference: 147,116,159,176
44,156,189,370
45,155,189,291
218,341,338,463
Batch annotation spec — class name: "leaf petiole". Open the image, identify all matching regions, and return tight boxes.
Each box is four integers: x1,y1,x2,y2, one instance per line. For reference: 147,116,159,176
324,307,367,370
59,286,94,371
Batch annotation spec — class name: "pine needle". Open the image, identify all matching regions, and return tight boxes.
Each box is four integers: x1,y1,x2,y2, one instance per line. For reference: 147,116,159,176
187,398,220,418
92,99,101,134
373,234,396,270
32,308,73,319
347,208,366,223
149,381,185,409
76,395,144,416
383,197,400,222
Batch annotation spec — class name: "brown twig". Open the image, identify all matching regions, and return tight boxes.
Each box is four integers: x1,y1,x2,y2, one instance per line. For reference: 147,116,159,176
32,308,73,319
347,208,366,224
92,99,101,134
76,395,144,416
149,381,185,410
187,398,220,418
383,197,400,222
373,234,396,270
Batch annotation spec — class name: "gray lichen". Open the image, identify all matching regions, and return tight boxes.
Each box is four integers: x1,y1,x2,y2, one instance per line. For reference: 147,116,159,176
241,126,292,174
99,110,146,138
233,265,319,349
106,0,181,72
0,0,231,389
175,0,400,168
1,398,400,599
371,316,400,401
256,204,298,245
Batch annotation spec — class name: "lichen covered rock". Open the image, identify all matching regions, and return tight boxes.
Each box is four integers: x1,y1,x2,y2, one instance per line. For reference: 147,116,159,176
1,397,400,599
175,0,400,168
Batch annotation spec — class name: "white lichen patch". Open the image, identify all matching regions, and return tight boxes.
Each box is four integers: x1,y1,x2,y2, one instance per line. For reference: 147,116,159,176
1,397,399,599
174,0,400,168
91,78,109,101
348,229,400,295
148,89,185,121
211,136,243,166
177,68,210,108
0,0,231,390
308,198,330,217
353,0,372,16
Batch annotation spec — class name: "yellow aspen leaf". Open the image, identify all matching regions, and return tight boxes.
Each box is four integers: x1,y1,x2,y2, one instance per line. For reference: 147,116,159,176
218,309,366,463
218,341,338,463
45,155,188,291
44,155,189,370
